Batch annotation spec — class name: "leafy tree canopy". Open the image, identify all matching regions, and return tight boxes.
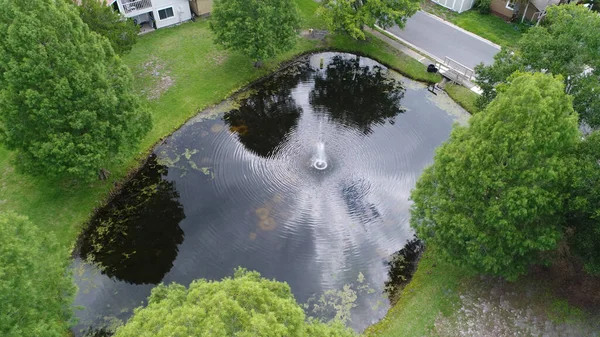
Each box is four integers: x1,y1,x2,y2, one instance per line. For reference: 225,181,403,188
210,0,300,66
568,131,600,275
0,0,151,180
77,0,139,55
411,72,580,280
0,212,75,337
114,269,357,337
474,4,600,127
318,0,420,40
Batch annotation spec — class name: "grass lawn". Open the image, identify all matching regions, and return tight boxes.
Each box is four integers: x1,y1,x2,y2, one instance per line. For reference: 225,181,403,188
0,0,438,251
444,83,480,114
421,0,529,49
364,248,464,337
2,1,597,336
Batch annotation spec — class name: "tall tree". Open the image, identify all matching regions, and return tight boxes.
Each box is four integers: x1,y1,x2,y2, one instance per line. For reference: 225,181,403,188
210,0,300,67
318,0,420,40
0,212,76,337
0,0,151,180
114,269,356,337
77,0,139,55
474,4,600,127
568,131,600,275
411,72,580,280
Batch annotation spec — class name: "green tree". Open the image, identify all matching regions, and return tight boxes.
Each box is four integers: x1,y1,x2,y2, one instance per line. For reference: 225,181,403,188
0,0,151,180
568,131,600,275
411,72,580,280
318,0,420,40
0,212,76,337
210,0,300,67
77,0,140,55
114,269,356,337
474,4,600,127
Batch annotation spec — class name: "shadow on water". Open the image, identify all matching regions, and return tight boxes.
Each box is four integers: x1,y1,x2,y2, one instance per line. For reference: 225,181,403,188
223,64,312,158
72,52,469,335
310,55,406,135
384,237,424,305
78,154,186,285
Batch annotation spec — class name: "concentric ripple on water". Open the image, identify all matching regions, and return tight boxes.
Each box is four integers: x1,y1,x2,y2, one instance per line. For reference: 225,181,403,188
72,53,467,335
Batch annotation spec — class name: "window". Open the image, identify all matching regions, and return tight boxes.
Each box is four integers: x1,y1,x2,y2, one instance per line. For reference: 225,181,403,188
506,0,515,10
158,7,174,20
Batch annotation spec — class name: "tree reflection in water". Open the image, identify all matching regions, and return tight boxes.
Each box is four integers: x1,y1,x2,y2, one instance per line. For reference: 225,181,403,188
223,65,310,158
310,56,406,134
79,154,186,285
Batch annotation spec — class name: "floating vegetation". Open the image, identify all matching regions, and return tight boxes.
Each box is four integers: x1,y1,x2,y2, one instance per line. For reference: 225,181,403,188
255,207,270,219
80,316,123,337
157,147,213,179
305,272,375,324
258,217,277,231
78,154,186,285
210,123,224,133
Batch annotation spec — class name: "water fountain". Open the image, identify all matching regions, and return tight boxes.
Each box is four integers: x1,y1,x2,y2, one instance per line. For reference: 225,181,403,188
73,52,469,336
312,141,328,170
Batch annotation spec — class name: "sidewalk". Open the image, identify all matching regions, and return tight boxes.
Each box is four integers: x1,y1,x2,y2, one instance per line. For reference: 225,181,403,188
368,27,482,95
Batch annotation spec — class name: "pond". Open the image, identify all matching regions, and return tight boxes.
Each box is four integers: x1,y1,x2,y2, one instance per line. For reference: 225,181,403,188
72,52,468,335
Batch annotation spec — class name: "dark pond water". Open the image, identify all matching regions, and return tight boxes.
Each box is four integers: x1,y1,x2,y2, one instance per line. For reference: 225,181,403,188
72,52,468,335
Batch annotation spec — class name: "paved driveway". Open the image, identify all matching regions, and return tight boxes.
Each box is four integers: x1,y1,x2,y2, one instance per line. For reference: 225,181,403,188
386,11,500,70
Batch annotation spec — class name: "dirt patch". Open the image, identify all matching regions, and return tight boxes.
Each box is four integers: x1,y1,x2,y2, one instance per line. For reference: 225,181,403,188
209,50,228,66
432,275,600,337
136,57,175,100
300,29,329,41
532,253,600,312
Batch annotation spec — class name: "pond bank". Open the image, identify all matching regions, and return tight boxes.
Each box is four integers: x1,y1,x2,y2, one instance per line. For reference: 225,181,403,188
0,2,507,336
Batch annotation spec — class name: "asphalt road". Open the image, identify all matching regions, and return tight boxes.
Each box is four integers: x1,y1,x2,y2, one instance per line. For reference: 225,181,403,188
386,11,500,70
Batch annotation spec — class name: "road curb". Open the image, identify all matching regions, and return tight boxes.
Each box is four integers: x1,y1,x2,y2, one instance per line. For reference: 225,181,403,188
375,25,483,95
419,11,501,50
375,25,444,65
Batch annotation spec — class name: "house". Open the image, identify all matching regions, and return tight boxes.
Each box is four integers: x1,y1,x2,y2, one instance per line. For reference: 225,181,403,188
431,0,563,22
189,0,213,17
430,0,475,13
490,0,561,22
107,0,192,30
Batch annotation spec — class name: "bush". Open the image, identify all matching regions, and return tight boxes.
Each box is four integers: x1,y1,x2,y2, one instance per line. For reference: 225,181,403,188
114,269,356,337
474,0,492,14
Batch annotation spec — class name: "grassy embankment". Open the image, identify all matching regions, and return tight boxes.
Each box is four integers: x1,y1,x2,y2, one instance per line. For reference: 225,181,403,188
2,1,594,336
445,83,480,114
0,0,438,254
421,0,528,49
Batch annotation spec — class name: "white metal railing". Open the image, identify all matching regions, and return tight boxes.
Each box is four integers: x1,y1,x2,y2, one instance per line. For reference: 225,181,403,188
435,56,474,83
121,0,152,14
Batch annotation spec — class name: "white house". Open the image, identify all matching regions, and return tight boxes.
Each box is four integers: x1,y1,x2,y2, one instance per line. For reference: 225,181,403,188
107,0,192,30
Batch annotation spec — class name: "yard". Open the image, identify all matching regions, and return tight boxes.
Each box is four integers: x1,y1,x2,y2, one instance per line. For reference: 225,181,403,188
0,0,437,263
421,0,529,48
3,1,594,336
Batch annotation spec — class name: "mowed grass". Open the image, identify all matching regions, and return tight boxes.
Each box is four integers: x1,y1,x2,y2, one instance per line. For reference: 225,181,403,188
296,0,327,29
0,0,437,250
452,11,527,49
421,0,528,48
329,33,441,83
445,83,480,114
